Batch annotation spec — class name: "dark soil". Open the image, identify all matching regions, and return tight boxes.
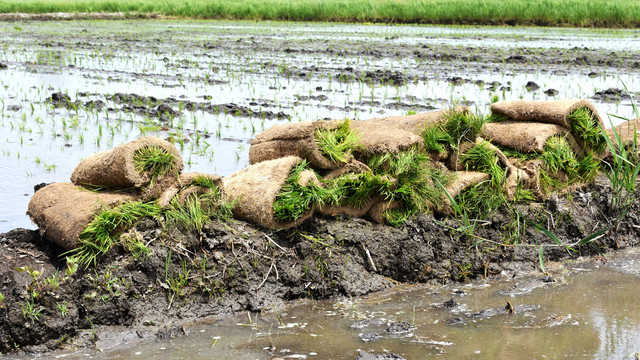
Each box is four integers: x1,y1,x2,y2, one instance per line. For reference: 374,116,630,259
2,176,640,355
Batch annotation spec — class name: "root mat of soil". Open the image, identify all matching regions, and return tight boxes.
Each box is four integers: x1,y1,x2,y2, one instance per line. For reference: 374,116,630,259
1,177,640,354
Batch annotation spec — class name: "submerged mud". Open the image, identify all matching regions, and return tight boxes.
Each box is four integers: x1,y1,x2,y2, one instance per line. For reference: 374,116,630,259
2,176,640,354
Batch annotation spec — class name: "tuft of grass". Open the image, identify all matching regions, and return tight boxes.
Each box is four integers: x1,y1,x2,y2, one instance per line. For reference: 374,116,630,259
165,183,234,232
569,107,607,153
324,172,394,209
273,161,328,222
133,145,176,185
422,123,452,154
456,180,507,219
600,116,640,217
69,201,162,267
485,113,511,123
442,110,485,149
365,148,451,225
539,136,601,193
460,141,505,188
315,119,361,164
541,136,580,179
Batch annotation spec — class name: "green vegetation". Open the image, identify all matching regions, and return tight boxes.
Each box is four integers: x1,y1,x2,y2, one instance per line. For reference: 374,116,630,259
133,145,176,185
540,136,600,193
70,201,162,267
601,117,640,217
460,141,504,187
273,148,451,226
3,0,640,28
365,148,450,225
315,119,361,165
422,110,485,152
273,161,328,222
165,184,234,232
323,172,394,209
569,107,608,153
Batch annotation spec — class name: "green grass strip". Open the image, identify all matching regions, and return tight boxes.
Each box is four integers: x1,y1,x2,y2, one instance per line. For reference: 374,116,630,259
3,0,640,28
315,119,361,165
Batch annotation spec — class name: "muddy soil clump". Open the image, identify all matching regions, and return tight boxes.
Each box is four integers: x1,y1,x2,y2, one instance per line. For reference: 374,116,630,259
1,176,639,354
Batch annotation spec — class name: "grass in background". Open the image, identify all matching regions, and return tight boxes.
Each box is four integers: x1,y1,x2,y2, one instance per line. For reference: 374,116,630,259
3,0,640,28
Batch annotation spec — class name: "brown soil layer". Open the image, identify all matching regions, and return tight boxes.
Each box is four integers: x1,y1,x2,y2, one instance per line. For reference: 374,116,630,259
1,176,639,354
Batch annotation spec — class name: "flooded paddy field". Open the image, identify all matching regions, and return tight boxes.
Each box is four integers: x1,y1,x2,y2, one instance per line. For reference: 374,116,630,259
1,20,640,231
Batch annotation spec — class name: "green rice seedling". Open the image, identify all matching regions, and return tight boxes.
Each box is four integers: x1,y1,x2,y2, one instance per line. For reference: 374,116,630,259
323,172,394,209
70,201,162,267
422,123,452,154
315,119,361,164
165,181,234,232
485,112,510,123
456,181,507,219
365,148,451,225
273,161,329,222
121,233,151,259
569,107,607,153
576,151,601,182
600,115,640,217
133,145,176,185
541,136,580,179
460,141,505,187
442,110,485,149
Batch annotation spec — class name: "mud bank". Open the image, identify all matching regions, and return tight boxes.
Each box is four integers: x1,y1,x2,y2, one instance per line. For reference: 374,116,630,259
1,175,639,355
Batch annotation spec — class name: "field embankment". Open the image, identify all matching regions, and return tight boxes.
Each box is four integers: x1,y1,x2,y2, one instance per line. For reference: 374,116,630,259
1,0,640,28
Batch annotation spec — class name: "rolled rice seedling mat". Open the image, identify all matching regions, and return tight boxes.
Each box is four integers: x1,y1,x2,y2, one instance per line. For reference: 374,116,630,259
71,137,183,189
444,171,491,199
222,156,321,230
490,99,607,154
349,120,424,157
27,183,137,250
249,119,357,170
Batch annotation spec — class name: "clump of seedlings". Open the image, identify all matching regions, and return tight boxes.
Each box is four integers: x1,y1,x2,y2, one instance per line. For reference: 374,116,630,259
165,177,234,232
323,172,395,209
315,119,361,164
364,148,451,226
422,110,485,152
273,160,328,222
133,145,176,185
539,136,600,193
568,107,607,153
70,201,162,267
